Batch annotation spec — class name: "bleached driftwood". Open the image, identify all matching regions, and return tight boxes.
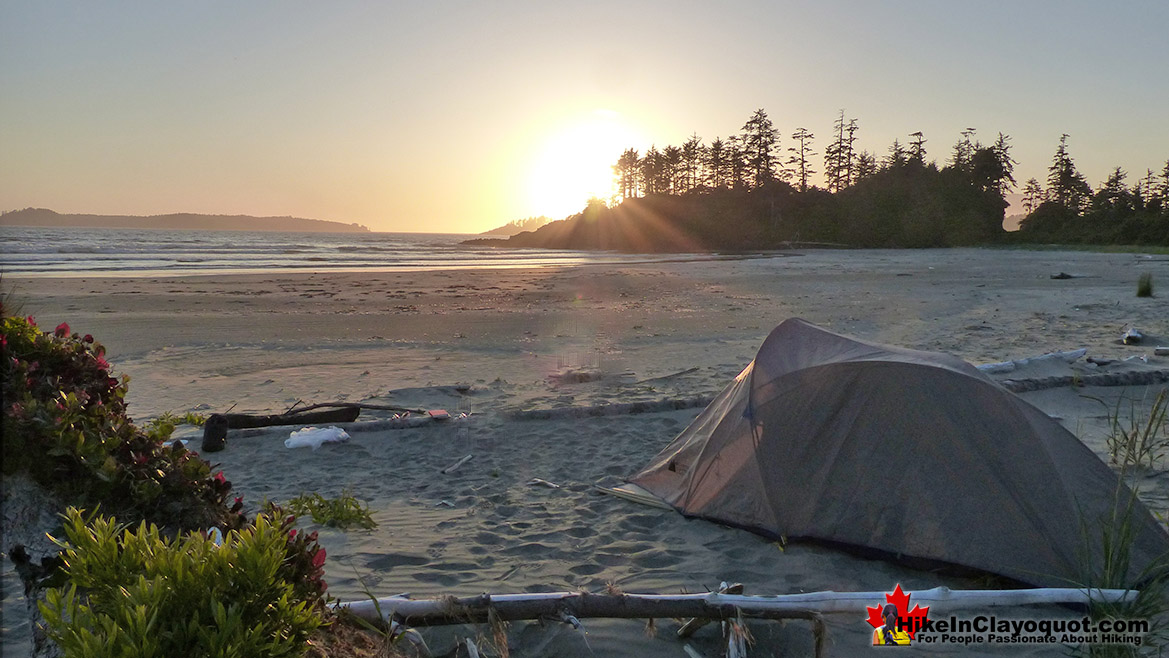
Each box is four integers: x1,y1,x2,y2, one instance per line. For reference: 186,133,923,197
1001,369,1169,393
677,582,743,638
340,587,1139,658
507,395,715,421
230,414,451,438
341,587,1137,624
440,454,473,474
343,591,827,657
977,348,1087,374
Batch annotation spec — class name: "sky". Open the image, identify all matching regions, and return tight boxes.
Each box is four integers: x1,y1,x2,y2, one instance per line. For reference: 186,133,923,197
2,1,1167,234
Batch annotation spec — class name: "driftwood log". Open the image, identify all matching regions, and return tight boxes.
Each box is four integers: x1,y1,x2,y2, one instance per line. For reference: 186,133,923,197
345,591,827,657
340,587,1140,657
201,407,360,452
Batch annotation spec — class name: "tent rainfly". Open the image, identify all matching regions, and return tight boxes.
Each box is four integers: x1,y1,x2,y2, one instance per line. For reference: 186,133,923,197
631,318,1169,587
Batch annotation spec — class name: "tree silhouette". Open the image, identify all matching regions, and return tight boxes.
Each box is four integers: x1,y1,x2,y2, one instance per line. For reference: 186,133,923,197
969,133,1016,197
1046,134,1092,212
705,138,728,189
787,128,816,192
949,128,979,172
884,139,907,170
1021,178,1044,215
854,151,877,181
907,132,927,166
681,133,703,193
740,109,780,188
613,148,641,201
727,136,748,191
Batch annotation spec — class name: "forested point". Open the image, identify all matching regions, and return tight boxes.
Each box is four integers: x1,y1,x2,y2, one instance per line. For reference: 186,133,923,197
471,110,1169,252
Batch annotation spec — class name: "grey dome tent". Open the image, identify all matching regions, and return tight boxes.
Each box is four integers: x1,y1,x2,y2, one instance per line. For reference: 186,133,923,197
631,318,1169,587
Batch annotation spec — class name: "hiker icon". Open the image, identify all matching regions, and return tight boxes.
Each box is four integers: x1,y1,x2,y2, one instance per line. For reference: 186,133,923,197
872,603,911,646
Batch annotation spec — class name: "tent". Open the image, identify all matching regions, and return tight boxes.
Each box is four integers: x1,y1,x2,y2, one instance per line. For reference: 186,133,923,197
631,318,1169,587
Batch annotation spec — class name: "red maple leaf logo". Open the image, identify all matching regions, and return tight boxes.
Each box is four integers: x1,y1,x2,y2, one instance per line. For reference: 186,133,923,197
865,584,931,640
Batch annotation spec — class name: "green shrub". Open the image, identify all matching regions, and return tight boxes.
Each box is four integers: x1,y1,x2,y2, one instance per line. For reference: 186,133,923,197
40,507,324,658
286,491,378,530
143,411,208,441
1,313,237,531
1138,272,1154,297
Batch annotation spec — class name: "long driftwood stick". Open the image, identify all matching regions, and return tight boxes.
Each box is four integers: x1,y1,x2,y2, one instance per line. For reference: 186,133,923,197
341,587,1137,623
286,401,426,415
343,591,827,657
219,407,360,429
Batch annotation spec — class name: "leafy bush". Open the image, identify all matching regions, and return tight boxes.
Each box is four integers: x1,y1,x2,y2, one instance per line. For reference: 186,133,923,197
286,491,378,530
40,507,323,658
1,314,237,531
142,410,207,441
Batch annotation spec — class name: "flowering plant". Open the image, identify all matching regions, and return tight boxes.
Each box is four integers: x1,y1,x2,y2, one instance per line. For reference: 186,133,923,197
1,313,239,531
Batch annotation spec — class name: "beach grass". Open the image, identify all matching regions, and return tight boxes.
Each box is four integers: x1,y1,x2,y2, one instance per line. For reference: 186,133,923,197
1138,273,1154,297
1088,389,1169,470
1078,489,1169,657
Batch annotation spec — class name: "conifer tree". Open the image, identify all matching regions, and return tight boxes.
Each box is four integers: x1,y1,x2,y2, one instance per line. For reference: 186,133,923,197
854,151,877,181
908,132,927,166
1021,178,1044,214
824,110,857,191
612,148,641,201
740,109,780,188
705,138,728,189
787,128,816,192
949,128,979,172
1046,134,1092,212
884,139,907,170
681,133,703,193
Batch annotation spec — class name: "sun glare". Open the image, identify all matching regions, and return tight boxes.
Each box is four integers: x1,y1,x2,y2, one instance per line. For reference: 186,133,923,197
525,110,644,220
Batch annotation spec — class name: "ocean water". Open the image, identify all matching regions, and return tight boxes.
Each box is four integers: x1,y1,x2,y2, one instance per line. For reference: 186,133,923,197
0,227,683,277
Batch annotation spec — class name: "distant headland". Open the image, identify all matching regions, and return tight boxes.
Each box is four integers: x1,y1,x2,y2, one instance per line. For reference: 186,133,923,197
469,109,1168,252
478,216,553,237
0,208,370,233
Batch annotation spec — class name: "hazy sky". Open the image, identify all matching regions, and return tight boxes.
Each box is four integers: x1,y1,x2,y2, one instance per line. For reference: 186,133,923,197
2,1,1167,234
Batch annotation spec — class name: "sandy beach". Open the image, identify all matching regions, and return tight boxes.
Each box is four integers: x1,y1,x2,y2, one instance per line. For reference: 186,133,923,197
5,247,1169,656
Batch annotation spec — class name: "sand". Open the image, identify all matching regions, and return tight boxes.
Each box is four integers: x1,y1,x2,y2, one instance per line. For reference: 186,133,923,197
3,247,1169,656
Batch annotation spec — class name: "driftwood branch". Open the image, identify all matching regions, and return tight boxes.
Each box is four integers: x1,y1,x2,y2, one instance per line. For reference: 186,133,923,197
339,588,1140,658
202,407,361,452
341,587,1136,623
218,407,360,429
677,582,743,638
285,401,426,415
343,592,828,657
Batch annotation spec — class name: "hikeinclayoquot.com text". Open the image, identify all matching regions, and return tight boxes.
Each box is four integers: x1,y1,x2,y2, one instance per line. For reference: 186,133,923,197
905,615,1149,646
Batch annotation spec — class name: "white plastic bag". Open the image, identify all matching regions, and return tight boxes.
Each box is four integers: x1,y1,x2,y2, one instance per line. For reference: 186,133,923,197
284,426,350,450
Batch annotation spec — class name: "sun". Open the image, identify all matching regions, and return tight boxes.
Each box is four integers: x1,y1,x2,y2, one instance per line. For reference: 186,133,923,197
525,110,645,220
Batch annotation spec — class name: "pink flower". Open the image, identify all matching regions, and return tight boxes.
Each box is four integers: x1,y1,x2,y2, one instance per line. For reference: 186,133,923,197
95,356,109,370
289,529,298,539
83,334,94,344
312,548,327,568
213,471,226,485
25,316,35,326
54,322,70,337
